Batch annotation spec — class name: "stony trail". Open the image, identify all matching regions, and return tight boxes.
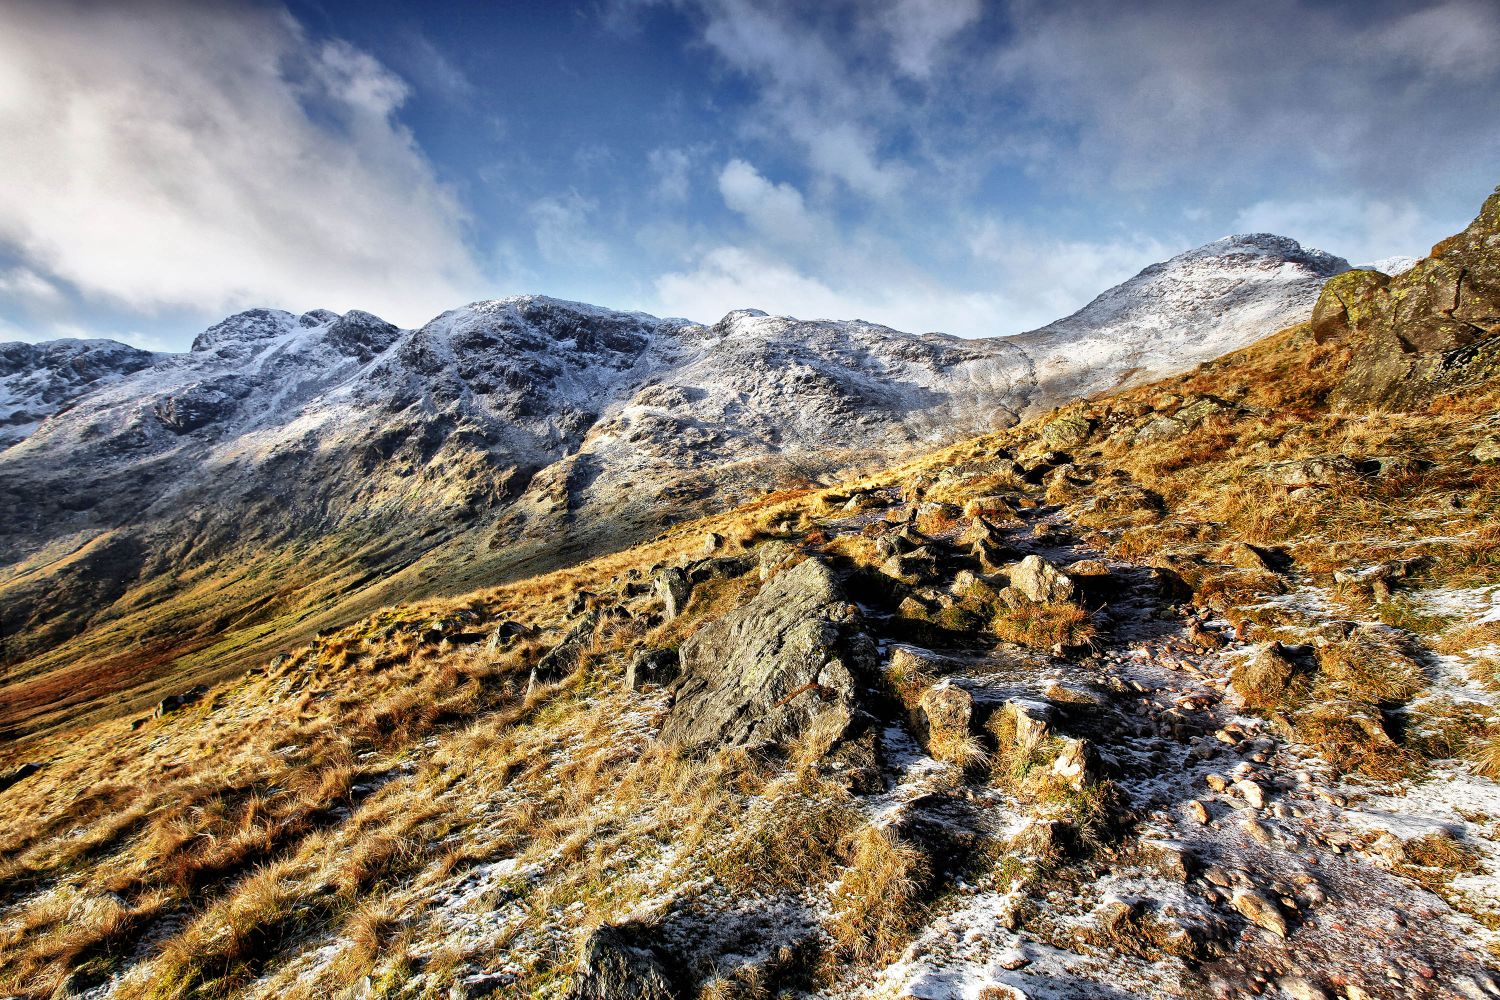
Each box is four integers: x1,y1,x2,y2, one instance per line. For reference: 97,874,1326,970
814,493,1500,1000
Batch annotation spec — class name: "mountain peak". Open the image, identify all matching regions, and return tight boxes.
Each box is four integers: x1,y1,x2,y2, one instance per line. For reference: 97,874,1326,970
1172,233,1348,274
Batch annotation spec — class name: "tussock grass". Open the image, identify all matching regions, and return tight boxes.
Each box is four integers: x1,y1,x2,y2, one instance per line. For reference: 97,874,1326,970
828,826,928,961
990,601,1096,650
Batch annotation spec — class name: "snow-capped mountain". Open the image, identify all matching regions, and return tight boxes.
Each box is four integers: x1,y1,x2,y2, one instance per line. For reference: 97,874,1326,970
0,338,159,448
1358,255,1419,276
1011,233,1349,401
0,234,1348,672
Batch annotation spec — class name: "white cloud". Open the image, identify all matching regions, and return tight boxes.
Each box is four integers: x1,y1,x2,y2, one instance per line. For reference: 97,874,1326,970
117,330,176,353
993,0,1500,192
399,32,476,101
968,219,1173,328
1368,0,1500,81
717,160,822,245
798,121,907,201
879,0,982,80
0,266,65,309
648,148,694,202
687,0,910,200
529,192,611,267
0,1,483,327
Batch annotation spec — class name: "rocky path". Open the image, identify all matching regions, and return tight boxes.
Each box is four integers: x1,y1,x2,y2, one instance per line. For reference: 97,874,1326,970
822,495,1500,1000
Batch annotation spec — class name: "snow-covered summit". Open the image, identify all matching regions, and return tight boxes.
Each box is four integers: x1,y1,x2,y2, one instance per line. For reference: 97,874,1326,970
1358,255,1419,277
1010,232,1349,401
0,337,159,448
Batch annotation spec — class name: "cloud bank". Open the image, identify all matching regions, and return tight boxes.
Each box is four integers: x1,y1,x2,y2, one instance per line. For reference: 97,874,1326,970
0,0,481,329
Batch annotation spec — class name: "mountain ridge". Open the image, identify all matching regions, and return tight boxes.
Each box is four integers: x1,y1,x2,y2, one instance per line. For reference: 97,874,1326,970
0,232,1350,737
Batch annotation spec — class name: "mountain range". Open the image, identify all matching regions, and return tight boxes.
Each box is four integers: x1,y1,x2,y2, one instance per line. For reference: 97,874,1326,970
0,232,1349,736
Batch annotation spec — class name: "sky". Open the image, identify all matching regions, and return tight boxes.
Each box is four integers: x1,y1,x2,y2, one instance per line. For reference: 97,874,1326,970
1,0,1498,350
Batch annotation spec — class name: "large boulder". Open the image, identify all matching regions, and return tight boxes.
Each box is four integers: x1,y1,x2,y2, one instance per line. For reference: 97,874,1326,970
658,558,877,751
1261,455,1360,489
565,924,679,1000
1311,269,1392,345
653,568,691,620
1132,395,1241,443
1042,412,1094,447
533,612,599,683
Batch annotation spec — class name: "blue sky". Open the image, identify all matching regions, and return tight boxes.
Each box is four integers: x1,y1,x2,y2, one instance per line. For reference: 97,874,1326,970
2,0,1498,350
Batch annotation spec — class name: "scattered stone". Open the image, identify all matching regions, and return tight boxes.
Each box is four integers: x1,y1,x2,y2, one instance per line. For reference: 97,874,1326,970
154,684,208,719
918,679,973,738
881,548,939,584
1187,619,1226,650
1096,897,1138,934
1184,799,1210,825
1205,773,1230,793
625,649,678,690
0,762,41,793
565,923,679,1000
1202,865,1234,888
888,644,951,678
997,699,1057,750
1062,558,1110,577
1009,818,1070,857
1277,976,1330,1000
1231,888,1289,938
1044,681,1107,708
1005,555,1076,604
1050,738,1094,791
486,621,530,652
1221,541,1279,572
1242,817,1276,846
701,532,724,554
653,568,691,621
1261,455,1360,489
1042,412,1094,448
1235,778,1267,809
1359,455,1434,478
1231,643,1304,711
1143,840,1195,882
963,495,1018,520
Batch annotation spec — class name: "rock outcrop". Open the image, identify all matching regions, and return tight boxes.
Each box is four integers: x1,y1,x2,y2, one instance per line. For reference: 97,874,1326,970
565,924,679,1000
658,558,877,750
1319,185,1500,409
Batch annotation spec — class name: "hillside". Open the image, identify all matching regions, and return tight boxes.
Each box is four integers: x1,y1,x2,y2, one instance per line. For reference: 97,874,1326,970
0,188,1495,999
0,235,1343,741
